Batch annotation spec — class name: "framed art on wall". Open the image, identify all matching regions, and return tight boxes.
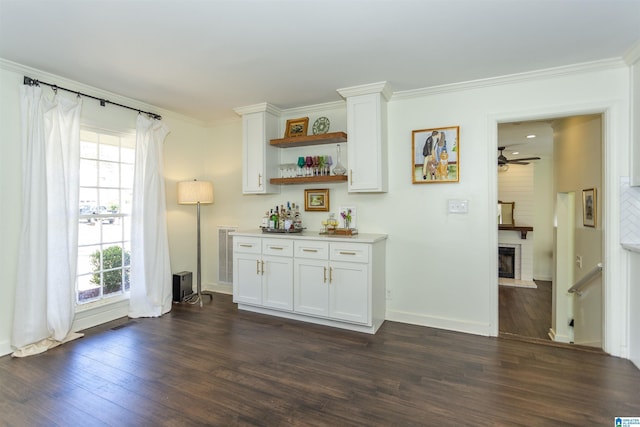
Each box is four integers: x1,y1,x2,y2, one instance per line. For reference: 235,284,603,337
304,188,329,212
412,126,460,184
582,188,596,227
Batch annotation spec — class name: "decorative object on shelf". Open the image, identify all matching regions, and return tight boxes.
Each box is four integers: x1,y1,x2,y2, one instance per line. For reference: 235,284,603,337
177,179,215,307
411,126,460,184
304,188,330,212
339,205,357,229
312,116,330,135
320,213,339,234
582,188,596,228
332,144,347,175
285,117,309,138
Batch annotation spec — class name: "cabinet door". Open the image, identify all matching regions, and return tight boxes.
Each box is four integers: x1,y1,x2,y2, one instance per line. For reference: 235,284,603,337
346,93,388,193
262,255,293,311
233,253,262,305
329,261,369,324
294,258,329,317
242,111,279,194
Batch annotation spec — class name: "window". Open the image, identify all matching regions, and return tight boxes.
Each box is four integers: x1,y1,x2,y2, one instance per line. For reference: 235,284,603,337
76,128,135,304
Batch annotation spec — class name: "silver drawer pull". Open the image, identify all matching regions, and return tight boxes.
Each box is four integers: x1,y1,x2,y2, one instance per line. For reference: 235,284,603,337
269,246,284,250
239,244,253,248
303,248,318,253
339,251,357,255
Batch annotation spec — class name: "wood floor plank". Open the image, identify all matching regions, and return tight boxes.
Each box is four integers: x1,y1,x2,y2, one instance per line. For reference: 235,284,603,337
0,293,638,426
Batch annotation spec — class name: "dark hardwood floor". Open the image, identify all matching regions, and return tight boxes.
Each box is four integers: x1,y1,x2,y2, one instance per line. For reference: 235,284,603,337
1,293,638,426
499,280,553,340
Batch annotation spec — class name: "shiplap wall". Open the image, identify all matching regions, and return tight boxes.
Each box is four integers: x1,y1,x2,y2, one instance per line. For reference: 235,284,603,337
498,164,534,226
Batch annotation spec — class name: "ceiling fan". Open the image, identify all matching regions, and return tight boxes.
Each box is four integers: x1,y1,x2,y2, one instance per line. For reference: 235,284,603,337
498,146,540,165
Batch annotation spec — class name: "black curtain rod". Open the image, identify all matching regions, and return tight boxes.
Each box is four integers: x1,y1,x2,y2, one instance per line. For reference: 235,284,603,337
23,76,162,120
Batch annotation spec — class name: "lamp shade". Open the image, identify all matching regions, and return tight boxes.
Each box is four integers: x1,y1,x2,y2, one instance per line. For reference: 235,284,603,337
177,180,214,204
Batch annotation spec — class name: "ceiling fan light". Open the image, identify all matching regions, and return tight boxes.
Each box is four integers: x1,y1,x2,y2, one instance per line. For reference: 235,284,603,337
498,164,509,172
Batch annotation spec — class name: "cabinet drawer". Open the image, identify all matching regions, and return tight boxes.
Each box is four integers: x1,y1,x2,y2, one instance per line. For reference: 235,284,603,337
234,236,261,254
330,243,369,263
263,238,293,257
294,241,329,260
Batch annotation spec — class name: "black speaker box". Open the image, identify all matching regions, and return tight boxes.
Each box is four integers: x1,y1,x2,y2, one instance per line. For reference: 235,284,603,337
172,271,193,302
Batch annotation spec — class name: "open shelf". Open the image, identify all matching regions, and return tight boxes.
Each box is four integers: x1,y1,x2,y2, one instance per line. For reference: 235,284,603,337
270,131,347,148
270,175,348,185
499,225,533,239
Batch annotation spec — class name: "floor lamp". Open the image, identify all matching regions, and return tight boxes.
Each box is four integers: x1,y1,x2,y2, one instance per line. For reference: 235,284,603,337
178,179,214,307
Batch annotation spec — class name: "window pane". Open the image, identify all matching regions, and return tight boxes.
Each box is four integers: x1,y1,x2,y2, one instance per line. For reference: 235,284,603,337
121,164,134,189
80,159,97,186
100,189,120,212
121,190,133,215
77,274,100,302
99,134,120,161
102,218,122,244
99,161,119,188
77,244,101,276
78,222,101,246
121,144,135,164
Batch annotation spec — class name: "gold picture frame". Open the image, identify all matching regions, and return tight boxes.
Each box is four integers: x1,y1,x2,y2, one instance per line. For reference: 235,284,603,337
304,188,329,212
412,126,460,184
285,117,309,138
582,188,596,227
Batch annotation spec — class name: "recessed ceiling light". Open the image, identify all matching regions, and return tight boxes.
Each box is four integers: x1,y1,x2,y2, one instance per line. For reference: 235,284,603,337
526,134,536,139
511,151,519,155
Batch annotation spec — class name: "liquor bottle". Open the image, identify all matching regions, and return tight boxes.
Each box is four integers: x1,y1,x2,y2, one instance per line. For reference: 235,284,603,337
262,211,269,228
279,205,285,229
271,208,279,229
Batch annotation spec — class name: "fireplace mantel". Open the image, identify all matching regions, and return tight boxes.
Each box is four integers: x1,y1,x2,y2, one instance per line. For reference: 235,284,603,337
498,225,533,239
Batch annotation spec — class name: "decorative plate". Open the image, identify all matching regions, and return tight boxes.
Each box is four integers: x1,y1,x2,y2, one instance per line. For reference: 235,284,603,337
312,117,330,135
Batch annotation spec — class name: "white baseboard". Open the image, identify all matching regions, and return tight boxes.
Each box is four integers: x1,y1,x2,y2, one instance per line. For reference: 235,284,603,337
204,283,232,295
548,327,572,343
386,309,494,337
0,339,12,357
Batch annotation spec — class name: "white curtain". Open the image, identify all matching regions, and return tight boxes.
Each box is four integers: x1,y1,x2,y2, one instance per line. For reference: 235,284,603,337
129,114,172,318
12,85,82,357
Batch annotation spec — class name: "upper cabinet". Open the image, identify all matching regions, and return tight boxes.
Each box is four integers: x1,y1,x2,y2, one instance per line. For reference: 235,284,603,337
629,44,640,187
234,103,280,194
337,82,391,193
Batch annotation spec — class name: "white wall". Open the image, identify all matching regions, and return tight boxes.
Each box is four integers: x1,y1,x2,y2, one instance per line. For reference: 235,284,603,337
1,59,634,360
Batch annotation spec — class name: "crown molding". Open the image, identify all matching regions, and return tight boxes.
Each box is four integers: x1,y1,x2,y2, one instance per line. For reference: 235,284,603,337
281,100,345,117
624,40,640,65
337,81,392,101
233,102,282,117
392,58,627,101
0,57,208,126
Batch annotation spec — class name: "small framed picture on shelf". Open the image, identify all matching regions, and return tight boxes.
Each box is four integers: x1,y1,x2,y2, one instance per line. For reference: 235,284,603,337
285,117,309,138
582,188,596,227
304,188,329,212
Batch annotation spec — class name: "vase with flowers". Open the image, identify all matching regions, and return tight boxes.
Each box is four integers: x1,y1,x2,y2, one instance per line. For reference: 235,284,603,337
341,208,352,230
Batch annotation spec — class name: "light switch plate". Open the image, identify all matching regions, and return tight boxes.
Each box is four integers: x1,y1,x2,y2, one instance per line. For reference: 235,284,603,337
448,199,469,213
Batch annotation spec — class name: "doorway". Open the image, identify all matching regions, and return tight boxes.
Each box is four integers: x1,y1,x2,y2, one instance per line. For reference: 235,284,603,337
497,115,603,348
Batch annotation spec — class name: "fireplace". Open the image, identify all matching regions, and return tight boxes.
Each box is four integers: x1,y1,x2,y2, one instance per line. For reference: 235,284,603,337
498,246,516,279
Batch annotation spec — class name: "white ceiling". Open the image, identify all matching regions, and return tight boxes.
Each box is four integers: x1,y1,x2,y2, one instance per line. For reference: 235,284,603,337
1,0,639,124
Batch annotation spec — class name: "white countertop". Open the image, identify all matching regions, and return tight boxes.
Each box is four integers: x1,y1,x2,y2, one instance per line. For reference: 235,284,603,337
230,229,388,243
621,243,640,254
